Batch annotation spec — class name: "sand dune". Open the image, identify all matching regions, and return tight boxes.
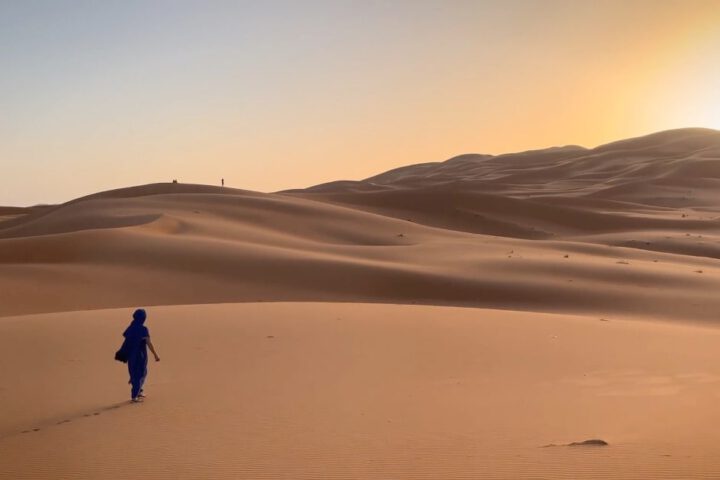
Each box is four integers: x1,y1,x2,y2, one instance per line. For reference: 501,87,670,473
3,129,720,479
295,128,720,200
1,129,720,319
1,181,719,320
291,128,720,211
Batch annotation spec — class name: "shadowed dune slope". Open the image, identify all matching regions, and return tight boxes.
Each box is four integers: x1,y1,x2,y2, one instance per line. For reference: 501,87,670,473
1,129,720,319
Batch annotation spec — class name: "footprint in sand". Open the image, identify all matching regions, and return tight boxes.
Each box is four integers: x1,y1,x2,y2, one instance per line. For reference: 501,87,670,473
15,402,128,437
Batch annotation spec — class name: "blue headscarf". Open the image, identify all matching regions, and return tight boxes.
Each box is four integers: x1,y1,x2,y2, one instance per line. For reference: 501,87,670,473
124,308,148,339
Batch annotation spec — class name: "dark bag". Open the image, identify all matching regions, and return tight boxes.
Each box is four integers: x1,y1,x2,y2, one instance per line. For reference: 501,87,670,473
114,339,129,363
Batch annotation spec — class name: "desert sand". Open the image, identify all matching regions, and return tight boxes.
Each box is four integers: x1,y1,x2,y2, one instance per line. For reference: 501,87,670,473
2,128,720,478
2,304,720,479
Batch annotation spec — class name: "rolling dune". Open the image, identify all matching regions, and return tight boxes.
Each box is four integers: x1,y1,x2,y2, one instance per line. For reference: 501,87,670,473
1,182,720,320
2,129,720,320
2,128,720,479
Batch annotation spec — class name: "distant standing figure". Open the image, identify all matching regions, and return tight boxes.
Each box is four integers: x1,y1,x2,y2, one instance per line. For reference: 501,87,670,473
221,178,224,187
122,309,160,402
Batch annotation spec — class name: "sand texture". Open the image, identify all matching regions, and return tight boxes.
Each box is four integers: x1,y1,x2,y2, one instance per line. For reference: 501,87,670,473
2,128,720,478
2,304,720,479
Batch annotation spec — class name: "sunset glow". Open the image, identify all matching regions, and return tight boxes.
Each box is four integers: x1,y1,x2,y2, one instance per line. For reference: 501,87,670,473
2,1,720,205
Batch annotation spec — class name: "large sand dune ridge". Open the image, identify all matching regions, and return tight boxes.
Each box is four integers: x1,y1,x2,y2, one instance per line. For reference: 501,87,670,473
2,128,720,320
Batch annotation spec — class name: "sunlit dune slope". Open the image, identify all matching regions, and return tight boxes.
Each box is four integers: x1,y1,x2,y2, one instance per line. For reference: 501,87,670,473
1,129,719,319
3,303,720,480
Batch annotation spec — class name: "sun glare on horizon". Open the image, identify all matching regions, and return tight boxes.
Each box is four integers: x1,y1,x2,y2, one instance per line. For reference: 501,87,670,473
1,1,720,206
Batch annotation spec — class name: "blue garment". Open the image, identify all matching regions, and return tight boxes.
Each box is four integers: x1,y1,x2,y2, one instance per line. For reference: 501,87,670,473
124,309,149,399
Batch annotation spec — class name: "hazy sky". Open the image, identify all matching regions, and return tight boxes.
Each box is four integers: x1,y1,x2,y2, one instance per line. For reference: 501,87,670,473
2,0,719,206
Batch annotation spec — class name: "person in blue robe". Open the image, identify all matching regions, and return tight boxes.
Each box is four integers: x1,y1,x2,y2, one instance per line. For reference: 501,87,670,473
123,309,160,402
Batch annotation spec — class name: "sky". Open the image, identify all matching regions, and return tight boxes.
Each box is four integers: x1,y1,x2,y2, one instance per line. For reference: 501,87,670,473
2,0,720,206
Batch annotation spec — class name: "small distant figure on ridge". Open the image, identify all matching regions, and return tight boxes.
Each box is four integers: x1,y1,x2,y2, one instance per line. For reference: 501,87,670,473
172,179,178,184
114,309,160,403
221,178,225,187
